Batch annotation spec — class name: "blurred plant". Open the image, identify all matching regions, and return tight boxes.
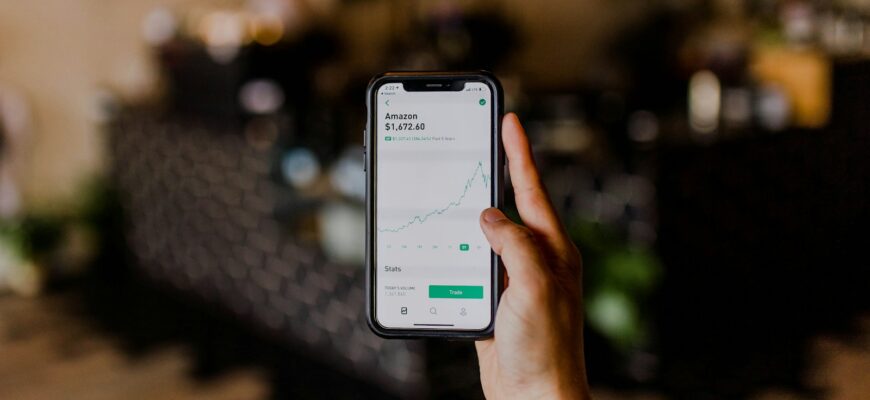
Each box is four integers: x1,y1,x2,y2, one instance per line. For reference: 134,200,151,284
568,218,661,352
0,216,57,296
504,199,661,356
0,221,28,294
0,179,114,296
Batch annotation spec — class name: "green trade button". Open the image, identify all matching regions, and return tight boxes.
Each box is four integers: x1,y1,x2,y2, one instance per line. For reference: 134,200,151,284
429,285,484,299
459,243,470,251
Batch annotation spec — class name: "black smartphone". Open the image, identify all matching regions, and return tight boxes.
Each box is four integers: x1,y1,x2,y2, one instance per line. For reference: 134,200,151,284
365,71,504,339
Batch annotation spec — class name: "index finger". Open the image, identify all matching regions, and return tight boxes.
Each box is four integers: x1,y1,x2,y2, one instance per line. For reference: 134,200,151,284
502,113,574,255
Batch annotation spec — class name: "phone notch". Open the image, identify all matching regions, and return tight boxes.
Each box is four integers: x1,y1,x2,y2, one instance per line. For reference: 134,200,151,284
403,80,466,92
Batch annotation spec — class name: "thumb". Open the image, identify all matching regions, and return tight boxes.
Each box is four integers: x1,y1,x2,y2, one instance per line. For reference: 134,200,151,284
480,208,549,293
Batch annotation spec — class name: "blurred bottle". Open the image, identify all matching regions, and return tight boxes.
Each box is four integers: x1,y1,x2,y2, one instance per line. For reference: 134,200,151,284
749,0,831,130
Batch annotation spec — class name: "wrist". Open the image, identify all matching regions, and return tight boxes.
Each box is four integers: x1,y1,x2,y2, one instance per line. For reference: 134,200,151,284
515,372,587,400
550,375,589,400
545,360,590,400
556,385,589,400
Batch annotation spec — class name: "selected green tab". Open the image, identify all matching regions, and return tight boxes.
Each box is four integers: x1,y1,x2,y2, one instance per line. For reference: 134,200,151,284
429,285,484,299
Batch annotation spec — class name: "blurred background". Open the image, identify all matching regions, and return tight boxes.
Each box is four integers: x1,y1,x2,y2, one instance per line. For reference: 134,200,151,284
0,0,869,398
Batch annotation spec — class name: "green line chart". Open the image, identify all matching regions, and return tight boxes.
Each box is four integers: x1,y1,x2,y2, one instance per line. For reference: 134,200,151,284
378,161,490,233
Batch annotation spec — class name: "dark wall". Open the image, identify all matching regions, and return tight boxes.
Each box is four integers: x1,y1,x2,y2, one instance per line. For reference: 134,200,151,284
655,61,870,397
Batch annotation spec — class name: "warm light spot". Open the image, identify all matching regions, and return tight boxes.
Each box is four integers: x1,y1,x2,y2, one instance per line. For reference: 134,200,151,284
688,70,721,134
197,10,246,63
250,15,284,46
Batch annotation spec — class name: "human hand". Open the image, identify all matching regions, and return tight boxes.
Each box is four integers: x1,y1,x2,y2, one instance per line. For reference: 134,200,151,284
476,113,589,400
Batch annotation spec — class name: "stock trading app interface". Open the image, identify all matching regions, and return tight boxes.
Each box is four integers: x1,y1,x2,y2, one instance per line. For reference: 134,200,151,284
374,81,493,330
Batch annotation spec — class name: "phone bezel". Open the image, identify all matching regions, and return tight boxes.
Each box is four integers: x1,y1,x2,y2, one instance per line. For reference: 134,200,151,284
365,71,504,339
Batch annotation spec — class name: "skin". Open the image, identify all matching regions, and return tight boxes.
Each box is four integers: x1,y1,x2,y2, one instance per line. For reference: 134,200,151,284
476,113,590,400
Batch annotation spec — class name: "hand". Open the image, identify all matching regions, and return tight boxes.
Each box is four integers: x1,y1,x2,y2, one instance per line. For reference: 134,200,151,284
476,113,589,400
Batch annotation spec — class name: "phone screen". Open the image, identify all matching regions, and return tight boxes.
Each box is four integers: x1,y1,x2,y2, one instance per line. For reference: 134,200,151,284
373,81,494,330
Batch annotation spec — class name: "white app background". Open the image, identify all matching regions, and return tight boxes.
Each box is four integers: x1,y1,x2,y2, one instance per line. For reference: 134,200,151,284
375,82,493,330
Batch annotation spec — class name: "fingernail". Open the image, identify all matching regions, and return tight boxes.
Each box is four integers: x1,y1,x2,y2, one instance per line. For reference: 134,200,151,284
482,208,506,223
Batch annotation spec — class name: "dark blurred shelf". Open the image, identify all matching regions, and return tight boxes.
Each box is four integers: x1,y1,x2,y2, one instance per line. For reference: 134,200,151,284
108,111,485,399
655,121,870,396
